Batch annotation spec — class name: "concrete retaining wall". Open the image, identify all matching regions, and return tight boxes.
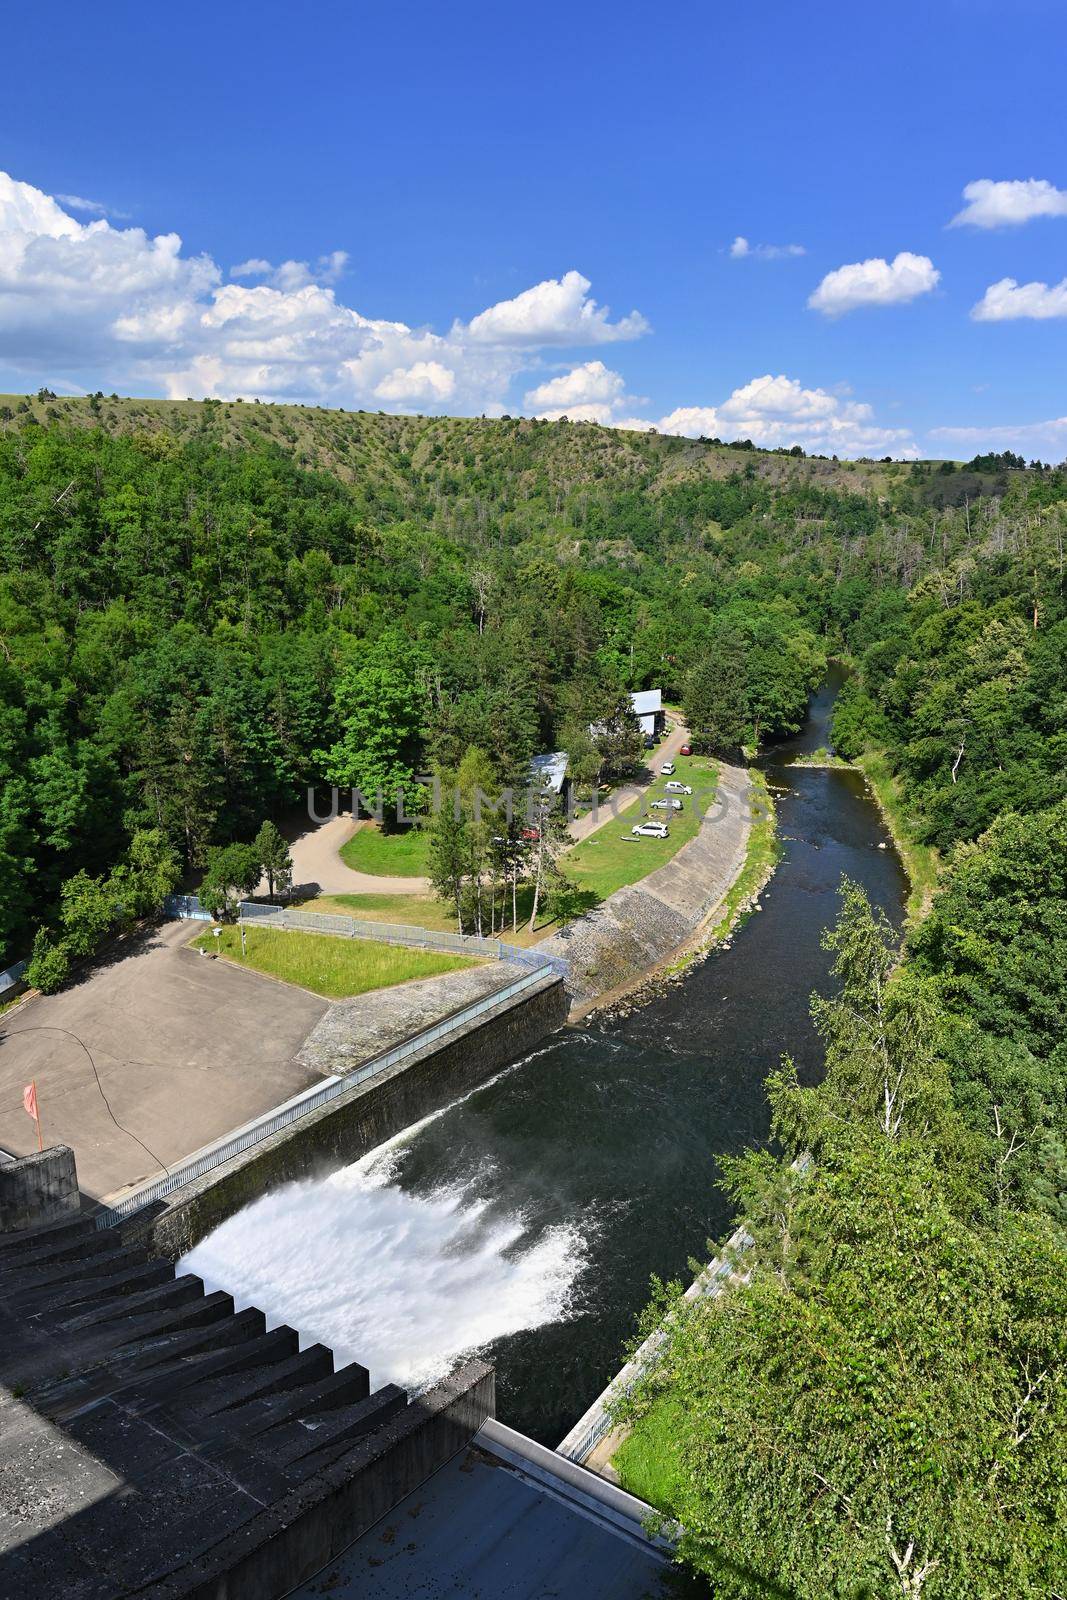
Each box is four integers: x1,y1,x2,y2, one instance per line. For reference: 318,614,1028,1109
126,975,568,1261
0,1145,80,1233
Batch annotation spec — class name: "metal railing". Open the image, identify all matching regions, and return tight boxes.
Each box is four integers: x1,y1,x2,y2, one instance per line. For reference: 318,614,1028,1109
556,1234,751,1466
161,895,569,979
0,958,28,999
95,962,559,1229
556,1153,812,1464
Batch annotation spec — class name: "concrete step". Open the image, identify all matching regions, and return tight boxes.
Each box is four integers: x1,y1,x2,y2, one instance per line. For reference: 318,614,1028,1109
58,1273,206,1332
219,1360,371,1441
102,1289,237,1351
191,1344,336,1418
270,1385,408,1473
8,1254,170,1314
102,1304,270,1381
125,1326,302,1411
0,1225,122,1275
0,1213,97,1260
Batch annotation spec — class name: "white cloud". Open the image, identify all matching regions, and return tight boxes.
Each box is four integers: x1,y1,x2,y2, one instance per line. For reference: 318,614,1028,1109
56,192,130,221
0,170,650,414
808,252,939,316
523,359,629,422
374,360,456,402
930,417,1067,460
730,235,805,260
950,178,1067,230
617,373,917,457
230,251,349,290
462,270,649,346
971,276,1067,321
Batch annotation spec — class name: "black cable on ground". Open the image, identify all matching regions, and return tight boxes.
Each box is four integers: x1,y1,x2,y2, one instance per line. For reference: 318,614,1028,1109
1,1025,171,1177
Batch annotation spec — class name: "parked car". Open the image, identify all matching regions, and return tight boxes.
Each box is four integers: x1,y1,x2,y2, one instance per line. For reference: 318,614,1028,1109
521,827,540,842
650,798,683,810
679,744,692,756
664,780,693,795
632,821,669,838
660,761,675,775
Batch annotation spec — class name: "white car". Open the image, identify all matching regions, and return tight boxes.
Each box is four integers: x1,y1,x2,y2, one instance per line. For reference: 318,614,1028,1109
659,761,675,775
633,821,669,838
650,798,683,810
664,780,692,795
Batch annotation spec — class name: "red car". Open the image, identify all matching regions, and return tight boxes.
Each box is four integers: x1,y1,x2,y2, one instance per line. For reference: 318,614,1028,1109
679,744,692,756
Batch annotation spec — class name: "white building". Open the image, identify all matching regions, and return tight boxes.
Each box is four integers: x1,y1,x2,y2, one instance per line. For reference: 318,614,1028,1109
629,689,665,741
529,750,569,796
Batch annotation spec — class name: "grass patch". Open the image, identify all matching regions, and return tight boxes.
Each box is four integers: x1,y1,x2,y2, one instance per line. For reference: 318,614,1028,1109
611,1394,689,1514
709,769,780,940
788,745,852,768
192,924,476,999
302,890,559,946
565,753,718,901
856,751,940,921
339,823,431,878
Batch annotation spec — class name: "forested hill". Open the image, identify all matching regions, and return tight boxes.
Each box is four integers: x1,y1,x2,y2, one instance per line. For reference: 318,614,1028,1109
0,394,1064,975
0,389,1034,527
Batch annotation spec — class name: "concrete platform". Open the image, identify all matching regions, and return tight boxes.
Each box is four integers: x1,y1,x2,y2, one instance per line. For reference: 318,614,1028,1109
291,1445,677,1599
0,922,329,1202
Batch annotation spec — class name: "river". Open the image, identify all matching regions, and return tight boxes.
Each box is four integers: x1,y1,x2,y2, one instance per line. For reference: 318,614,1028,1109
185,670,908,1446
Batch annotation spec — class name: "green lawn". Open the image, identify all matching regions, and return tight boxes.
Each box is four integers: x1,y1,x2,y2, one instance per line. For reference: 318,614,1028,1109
566,754,718,901
339,823,432,877
611,1394,688,1514
306,888,559,947
192,924,476,998
317,753,717,935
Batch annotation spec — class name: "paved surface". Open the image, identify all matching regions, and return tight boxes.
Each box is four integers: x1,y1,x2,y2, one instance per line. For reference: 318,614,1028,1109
298,962,520,1074
274,812,432,895
292,1447,674,1600
0,922,328,1202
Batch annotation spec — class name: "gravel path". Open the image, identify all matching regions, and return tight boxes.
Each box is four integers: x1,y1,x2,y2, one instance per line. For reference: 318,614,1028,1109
270,812,432,896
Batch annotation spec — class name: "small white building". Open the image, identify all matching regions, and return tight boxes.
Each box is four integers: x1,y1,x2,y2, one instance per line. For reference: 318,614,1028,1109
529,751,569,797
629,689,665,741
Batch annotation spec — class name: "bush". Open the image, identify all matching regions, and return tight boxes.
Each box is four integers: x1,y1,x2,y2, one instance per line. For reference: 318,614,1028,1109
26,930,70,995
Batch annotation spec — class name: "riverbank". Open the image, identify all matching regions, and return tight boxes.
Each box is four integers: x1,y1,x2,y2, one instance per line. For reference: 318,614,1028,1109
541,762,754,1017
594,770,780,1017
855,751,939,921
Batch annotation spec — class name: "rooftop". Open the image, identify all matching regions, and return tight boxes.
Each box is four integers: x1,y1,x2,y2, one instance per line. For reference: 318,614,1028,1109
530,750,569,794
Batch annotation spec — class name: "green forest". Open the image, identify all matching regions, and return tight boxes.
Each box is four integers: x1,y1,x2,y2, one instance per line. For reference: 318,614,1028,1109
1,395,1065,1594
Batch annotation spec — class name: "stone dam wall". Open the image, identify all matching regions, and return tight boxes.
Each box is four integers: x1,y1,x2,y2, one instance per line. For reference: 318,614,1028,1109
125,973,568,1261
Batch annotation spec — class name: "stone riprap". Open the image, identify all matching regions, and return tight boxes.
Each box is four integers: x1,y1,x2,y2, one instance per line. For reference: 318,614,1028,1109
540,763,752,1005
298,962,517,1075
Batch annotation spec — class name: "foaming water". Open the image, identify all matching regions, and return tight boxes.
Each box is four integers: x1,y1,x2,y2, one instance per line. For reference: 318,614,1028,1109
183,1138,586,1392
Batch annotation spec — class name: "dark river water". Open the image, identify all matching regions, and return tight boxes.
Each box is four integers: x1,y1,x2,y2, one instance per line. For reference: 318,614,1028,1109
186,670,908,1444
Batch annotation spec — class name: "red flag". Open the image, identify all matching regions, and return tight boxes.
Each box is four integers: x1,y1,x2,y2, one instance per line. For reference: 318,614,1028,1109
23,1080,42,1150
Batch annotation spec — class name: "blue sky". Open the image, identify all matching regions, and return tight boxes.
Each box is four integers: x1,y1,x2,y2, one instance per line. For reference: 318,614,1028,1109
2,0,1066,457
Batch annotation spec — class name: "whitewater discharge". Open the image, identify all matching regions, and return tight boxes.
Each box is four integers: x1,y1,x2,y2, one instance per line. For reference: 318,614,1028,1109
182,1099,587,1392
